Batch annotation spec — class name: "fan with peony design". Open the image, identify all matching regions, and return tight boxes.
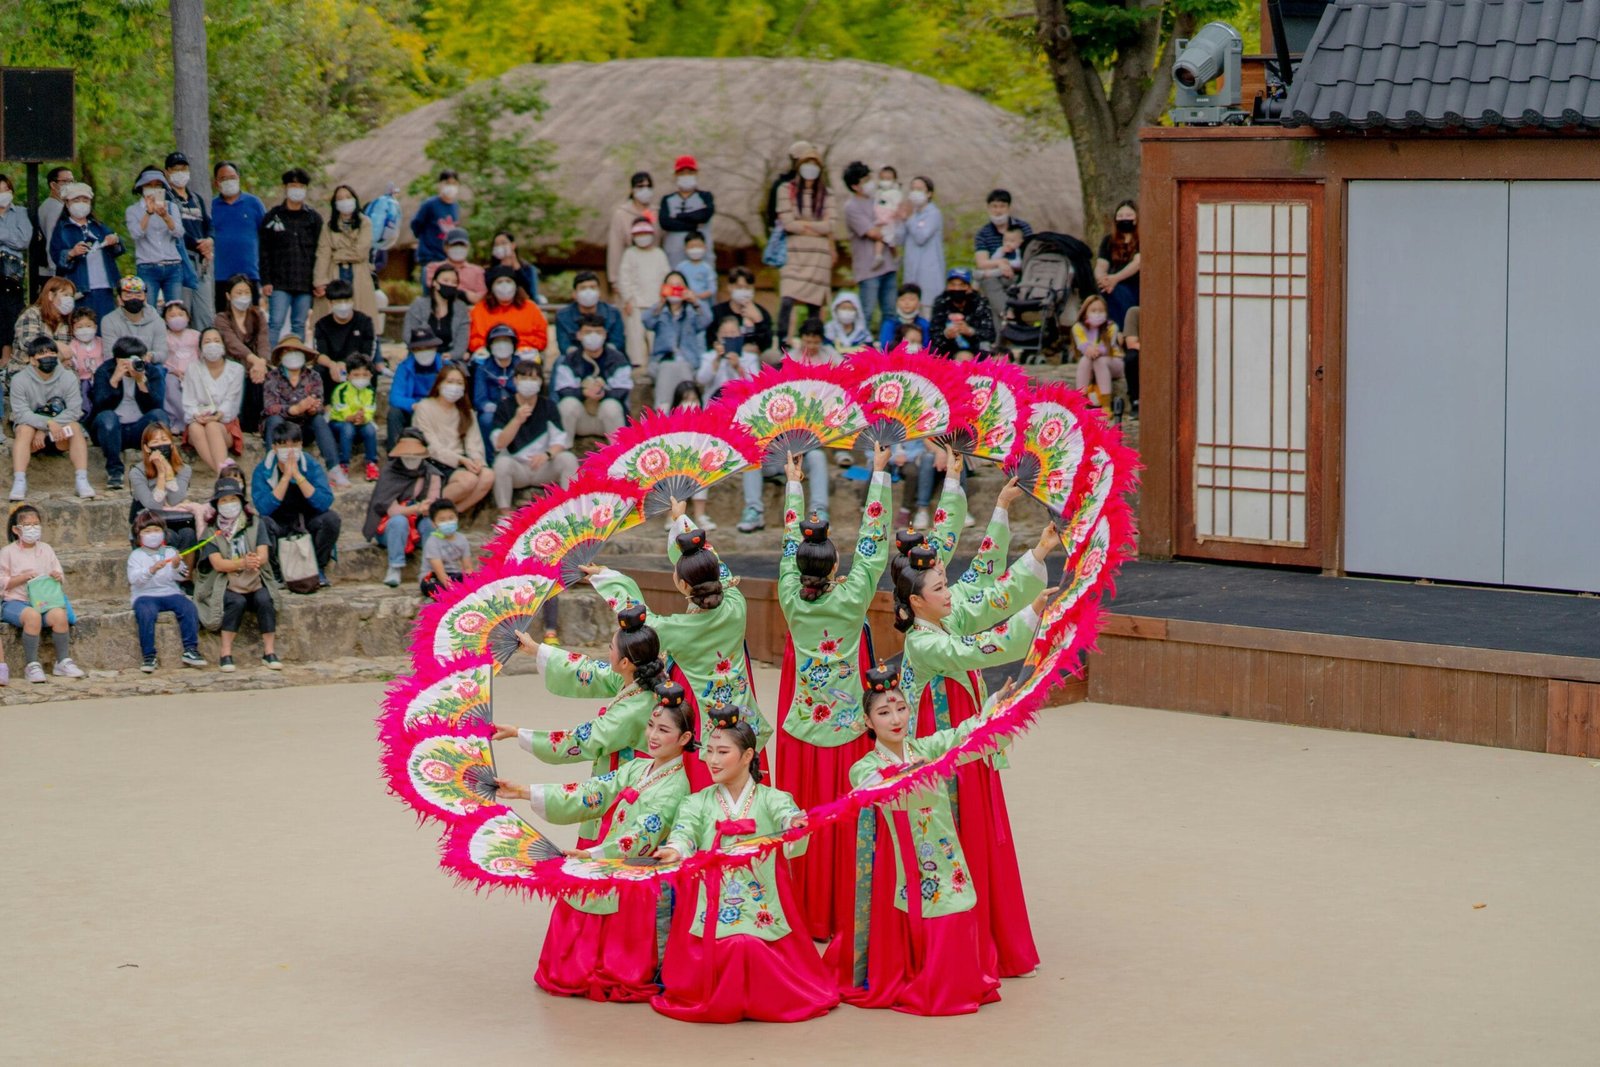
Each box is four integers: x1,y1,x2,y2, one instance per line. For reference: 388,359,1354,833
381,719,505,822
952,362,1033,466
591,407,761,516
486,473,644,586
844,348,980,451
714,363,872,463
377,653,496,751
1007,381,1089,520
412,559,562,668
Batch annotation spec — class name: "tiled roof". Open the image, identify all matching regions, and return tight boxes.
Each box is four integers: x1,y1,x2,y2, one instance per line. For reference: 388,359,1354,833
1283,0,1600,129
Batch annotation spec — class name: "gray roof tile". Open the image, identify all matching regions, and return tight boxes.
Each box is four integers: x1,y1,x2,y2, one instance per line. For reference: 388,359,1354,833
1284,0,1600,129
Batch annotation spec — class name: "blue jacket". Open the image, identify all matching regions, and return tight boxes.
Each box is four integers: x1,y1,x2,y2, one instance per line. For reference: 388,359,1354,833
89,358,166,420
251,451,334,517
554,300,625,355
388,355,440,415
879,313,931,349
50,216,124,294
408,196,459,266
472,357,517,420
642,299,712,368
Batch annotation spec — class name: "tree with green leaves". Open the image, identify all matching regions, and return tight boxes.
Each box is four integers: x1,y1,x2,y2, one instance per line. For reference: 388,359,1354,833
412,79,582,256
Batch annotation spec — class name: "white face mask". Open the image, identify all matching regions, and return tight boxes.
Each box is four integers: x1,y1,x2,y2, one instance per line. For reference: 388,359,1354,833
276,448,299,466
74,326,97,344
230,294,253,311
574,287,599,307
335,197,356,215
836,307,857,325
55,295,76,316
515,349,541,364
439,383,466,403
632,234,654,248
169,170,191,189
908,189,928,206
515,378,541,397
580,332,604,352
218,501,243,520
446,246,469,262
332,301,353,319
676,175,698,192
906,342,922,354
68,201,92,219
743,348,760,361
17,524,42,545
492,243,511,259
798,163,821,181
439,183,459,200
218,179,241,198
730,287,753,304
686,247,705,262
0,192,13,208
633,187,654,204
140,531,165,550
491,341,514,360
349,376,371,391
202,342,225,362
166,315,189,333
413,350,437,367
280,353,305,371
286,186,307,203
861,179,878,195
492,280,517,301
989,211,1009,226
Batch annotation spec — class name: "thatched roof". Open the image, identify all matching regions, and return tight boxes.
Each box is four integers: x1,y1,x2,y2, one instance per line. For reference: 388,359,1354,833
325,57,1083,254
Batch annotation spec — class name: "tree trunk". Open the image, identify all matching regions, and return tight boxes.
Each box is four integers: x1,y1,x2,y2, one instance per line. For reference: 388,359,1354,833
170,0,210,181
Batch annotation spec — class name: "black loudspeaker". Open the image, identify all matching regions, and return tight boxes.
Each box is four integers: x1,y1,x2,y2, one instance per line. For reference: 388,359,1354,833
1278,0,1332,54
0,67,75,163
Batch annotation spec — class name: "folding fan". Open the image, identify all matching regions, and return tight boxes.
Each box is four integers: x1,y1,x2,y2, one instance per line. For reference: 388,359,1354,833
1007,381,1088,519
591,407,761,516
715,363,872,462
845,348,980,450
440,807,565,890
412,559,561,668
487,472,645,585
381,721,501,822
378,655,495,750
952,362,1033,465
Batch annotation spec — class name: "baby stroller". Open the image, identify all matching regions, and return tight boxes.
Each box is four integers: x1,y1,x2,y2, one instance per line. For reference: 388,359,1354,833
999,232,1095,364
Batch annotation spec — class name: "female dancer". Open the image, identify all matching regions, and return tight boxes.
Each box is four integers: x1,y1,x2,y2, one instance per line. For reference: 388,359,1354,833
650,707,839,1023
493,603,668,846
827,664,1009,1015
586,500,767,788
495,683,694,1002
895,537,1055,979
775,442,892,936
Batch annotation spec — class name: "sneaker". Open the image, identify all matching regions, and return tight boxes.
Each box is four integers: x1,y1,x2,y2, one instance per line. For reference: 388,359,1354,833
108,472,125,490
317,571,331,588
0,663,8,686
74,472,96,498
736,506,764,534
383,566,402,588
694,515,718,532
52,658,85,679
262,653,283,670
364,461,380,481
8,472,25,501
24,661,46,684
329,466,351,490
181,649,208,668
543,630,559,645
219,655,236,673
140,655,158,673
913,508,930,529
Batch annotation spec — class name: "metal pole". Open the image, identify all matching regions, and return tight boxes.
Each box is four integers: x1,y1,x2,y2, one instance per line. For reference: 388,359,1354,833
26,161,39,300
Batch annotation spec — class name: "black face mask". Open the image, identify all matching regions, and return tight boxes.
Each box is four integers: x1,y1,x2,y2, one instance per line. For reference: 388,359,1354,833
437,285,459,303
36,358,58,375
154,444,173,460
1115,218,1136,233
123,299,146,316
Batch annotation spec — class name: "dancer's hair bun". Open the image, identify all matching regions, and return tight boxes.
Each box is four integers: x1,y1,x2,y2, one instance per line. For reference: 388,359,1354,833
653,682,686,707
864,662,899,693
907,543,938,571
800,514,830,544
895,528,927,555
675,528,709,556
616,603,648,632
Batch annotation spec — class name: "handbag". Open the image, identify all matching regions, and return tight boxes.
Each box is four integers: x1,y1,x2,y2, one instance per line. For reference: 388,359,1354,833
276,530,321,595
761,223,788,268
26,575,66,613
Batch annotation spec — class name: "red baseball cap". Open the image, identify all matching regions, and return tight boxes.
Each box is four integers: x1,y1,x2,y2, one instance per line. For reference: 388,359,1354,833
673,155,698,173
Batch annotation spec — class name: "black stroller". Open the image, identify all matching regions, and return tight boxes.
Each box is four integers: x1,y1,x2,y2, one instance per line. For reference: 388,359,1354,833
999,232,1095,364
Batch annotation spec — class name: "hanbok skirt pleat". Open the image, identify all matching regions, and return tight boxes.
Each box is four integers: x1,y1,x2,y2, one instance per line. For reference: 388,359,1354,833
535,896,660,1003
778,729,870,938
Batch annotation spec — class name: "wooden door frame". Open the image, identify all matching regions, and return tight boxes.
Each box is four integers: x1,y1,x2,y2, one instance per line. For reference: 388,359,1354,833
1176,180,1327,567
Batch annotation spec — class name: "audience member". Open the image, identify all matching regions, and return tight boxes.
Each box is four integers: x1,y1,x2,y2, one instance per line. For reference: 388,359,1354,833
262,336,345,487
978,223,1026,326
210,161,266,313
13,278,76,360
313,185,379,326
0,502,83,684
125,168,186,307
469,266,547,354
668,380,717,531
364,182,402,273
90,336,167,491
1095,200,1141,330
698,317,760,399
974,188,1033,276
364,428,440,588
491,360,576,518
900,177,945,318
705,266,773,355
34,166,72,284
183,326,245,473
615,218,670,369
824,291,871,354
878,283,929,349
128,423,208,552
472,324,520,463
659,155,715,266
1071,294,1125,418
607,172,657,297
100,277,168,364
785,316,839,367
843,160,897,332
489,230,539,303
9,337,92,501
424,228,486,305
411,365,492,511
675,232,716,305
260,168,323,343
775,143,833,342
50,182,123,319
215,273,270,431
1122,305,1141,417
928,268,995,358
554,272,624,354
387,327,444,447
165,152,214,330
0,173,34,365
409,170,461,275
161,300,200,431
310,278,374,392
196,476,282,671
642,271,711,409
127,510,206,672
419,498,475,599
402,263,471,360
329,354,380,481
66,307,104,411
552,314,631,440
251,421,341,586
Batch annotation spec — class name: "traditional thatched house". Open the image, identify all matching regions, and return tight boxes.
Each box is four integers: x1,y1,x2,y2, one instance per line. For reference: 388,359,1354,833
326,57,1083,269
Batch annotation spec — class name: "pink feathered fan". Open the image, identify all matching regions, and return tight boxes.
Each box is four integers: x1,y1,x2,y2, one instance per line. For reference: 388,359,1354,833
714,363,871,463
845,347,980,450
590,407,760,516
953,362,1033,465
485,472,644,586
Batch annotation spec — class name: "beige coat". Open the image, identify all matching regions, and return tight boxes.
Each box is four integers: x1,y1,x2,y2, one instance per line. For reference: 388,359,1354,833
777,181,836,307
411,396,486,468
607,200,659,294
312,214,379,322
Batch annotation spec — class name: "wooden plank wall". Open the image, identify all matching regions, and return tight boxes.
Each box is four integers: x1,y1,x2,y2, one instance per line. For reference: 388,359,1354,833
1546,681,1600,758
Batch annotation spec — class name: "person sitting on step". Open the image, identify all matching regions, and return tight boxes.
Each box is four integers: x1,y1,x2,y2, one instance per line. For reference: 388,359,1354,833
9,336,95,502
196,476,283,673
127,509,207,674
0,502,85,685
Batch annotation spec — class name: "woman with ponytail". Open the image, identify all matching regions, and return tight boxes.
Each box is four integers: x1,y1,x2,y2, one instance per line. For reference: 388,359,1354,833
584,498,766,789
773,442,894,937
825,665,1014,1015
493,603,670,845
495,683,694,1002
894,530,1057,980
650,706,839,1023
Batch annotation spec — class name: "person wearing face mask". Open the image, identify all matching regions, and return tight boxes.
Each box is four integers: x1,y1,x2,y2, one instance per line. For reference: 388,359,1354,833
776,143,835,343
328,354,380,481
424,228,486,305
823,291,871,354
705,266,773,355
698,316,761,401
608,171,658,293
419,498,478,599
160,300,201,432
125,510,208,673
89,337,168,491
616,218,671,370
642,271,712,410
1071,294,1126,417
877,283,929,349
9,337,93,501
412,364,493,511
899,176,945,320
49,182,124,320
842,161,898,335
125,167,187,308
99,277,170,368
0,503,85,684
387,327,445,448
165,153,215,331
658,155,715,268
262,336,346,487
552,314,632,440
401,263,471,361
363,428,443,587
673,233,716,306
972,188,1032,284
312,185,380,328
66,307,104,412
214,274,270,433
129,422,208,552
260,168,324,344
489,230,539,303
1094,199,1141,330
0,173,33,366
553,271,624,355
196,477,282,671
183,326,246,474
33,166,72,283
251,420,342,586
409,169,462,275
310,278,375,396
209,162,266,313
928,268,996,359
473,323,522,463
468,265,548,357
491,360,576,520
12,279,77,374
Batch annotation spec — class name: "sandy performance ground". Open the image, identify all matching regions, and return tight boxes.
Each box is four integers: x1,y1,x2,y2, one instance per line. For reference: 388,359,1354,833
4,669,1599,1066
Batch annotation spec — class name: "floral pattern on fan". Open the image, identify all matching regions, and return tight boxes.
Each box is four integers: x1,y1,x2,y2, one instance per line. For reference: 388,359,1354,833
413,560,561,667
488,473,644,586
379,655,494,748
716,363,871,461
953,363,1033,466
382,723,500,821
466,809,565,878
1008,382,1088,519
591,408,760,516
844,349,978,450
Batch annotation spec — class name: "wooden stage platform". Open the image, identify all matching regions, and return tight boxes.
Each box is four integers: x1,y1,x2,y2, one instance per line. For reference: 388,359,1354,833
1092,560,1600,757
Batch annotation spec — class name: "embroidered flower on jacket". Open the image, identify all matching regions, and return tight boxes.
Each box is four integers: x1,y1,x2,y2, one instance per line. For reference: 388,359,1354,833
718,904,742,924
866,500,884,519
856,537,876,557
933,507,948,524
978,536,995,553
754,908,776,928
817,634,841,656
783,540,798,558
548,730,569,745
642,813,663,832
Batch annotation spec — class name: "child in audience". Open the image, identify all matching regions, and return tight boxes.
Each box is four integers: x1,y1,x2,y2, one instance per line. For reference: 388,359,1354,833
893,320,926,355
67,307,104,412
824,291,871,354
675,232,716,305
420,498,474,599
0,503,84,684
162,300,200,433
127,510,207,673
329,354,380,481
879,283,930,349
669,380,717,531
